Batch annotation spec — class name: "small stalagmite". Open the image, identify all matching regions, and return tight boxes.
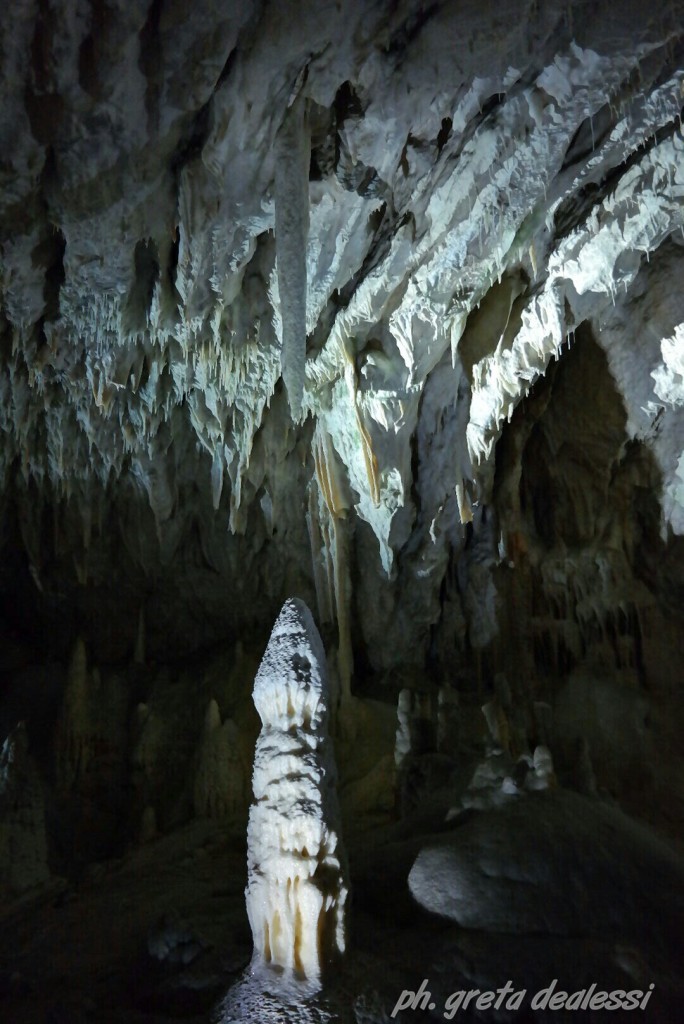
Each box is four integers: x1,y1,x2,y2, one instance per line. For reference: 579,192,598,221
55,637,92,792
0,722,50,894
245,597,347,984
193,699,244,819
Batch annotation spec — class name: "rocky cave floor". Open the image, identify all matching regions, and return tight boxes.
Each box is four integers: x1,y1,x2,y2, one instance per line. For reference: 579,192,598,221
2,718,684,1024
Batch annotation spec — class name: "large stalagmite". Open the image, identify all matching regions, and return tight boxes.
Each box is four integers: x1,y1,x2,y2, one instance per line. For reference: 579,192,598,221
245,597,347,983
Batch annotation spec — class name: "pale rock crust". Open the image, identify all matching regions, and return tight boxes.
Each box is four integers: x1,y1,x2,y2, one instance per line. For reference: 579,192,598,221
245,598,348,983
1,2,683,675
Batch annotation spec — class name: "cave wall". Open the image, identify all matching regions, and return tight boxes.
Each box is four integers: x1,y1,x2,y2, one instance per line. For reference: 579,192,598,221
1,0,684,874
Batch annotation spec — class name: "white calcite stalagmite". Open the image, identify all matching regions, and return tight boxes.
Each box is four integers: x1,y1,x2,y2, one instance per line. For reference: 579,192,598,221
245,598,347,984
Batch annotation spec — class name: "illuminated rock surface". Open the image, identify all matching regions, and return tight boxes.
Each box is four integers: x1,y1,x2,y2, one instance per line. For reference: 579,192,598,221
245,599,347,982
0,0,682,673
408,789,684,938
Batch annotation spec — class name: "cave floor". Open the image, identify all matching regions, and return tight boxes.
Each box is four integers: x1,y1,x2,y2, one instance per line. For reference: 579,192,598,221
0,820,253,1023
0,817,442,1024
2,800,683,1024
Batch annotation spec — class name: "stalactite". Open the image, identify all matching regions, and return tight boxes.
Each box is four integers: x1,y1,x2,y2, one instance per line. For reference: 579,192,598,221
331,515,353,704
210,447,224,511
310,424,353,703
355,404,381,509
305,485,332,626
311,429,341,516
455,479,473,524
274,92,310,422
339,349,381,509
320,511,336,628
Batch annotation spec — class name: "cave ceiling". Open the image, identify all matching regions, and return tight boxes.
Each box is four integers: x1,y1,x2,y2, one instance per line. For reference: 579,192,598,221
1,0,683,668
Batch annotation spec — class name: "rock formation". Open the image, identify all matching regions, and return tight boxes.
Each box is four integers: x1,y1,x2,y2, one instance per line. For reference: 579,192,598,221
0,722,50,895
1,1,684,1018
55,637,92,792
409,790,684,943
193,699,245,819
0,0,680,685
245,598,347,983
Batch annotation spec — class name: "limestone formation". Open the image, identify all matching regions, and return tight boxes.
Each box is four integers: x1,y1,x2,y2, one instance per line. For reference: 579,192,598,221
481,699,511,755
54,640,129,829
245,598,348,983
193,699,245,819
394,689,413,770
0,3,684,1017
394,689,434,768
0,723,50,895
0,1,680,682
274,91,311,422
55,638,92,792
529,745,556,790
410,791,684,944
